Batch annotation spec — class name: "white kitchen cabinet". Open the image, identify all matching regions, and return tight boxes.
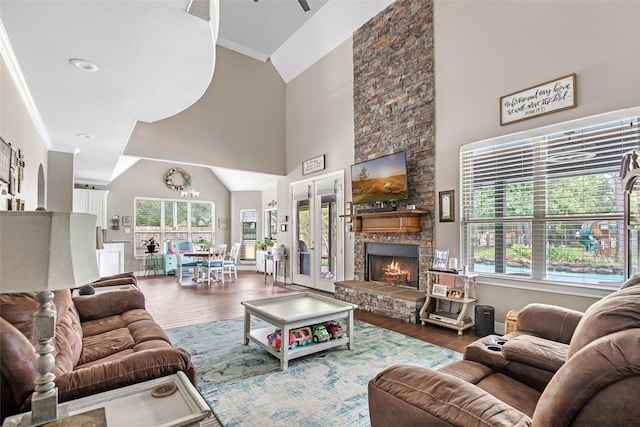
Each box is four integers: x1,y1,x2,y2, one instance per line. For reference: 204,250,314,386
96,243,124,277
73,189,108,229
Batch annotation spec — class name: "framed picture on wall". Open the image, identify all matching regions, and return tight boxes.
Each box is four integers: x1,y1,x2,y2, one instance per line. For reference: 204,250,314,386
0,137,10,184
8,167,17,196
439,190,455,222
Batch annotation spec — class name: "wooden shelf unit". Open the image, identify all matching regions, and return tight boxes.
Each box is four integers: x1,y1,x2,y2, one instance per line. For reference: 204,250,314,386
340,210,429,233
419,270,478,335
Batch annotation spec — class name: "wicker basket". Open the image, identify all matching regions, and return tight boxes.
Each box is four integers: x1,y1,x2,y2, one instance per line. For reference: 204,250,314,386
504,309,520,334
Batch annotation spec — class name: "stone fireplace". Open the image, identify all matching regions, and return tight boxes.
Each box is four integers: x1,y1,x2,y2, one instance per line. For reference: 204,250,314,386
334,0,434,323
365,243,419,289
352,0,435,292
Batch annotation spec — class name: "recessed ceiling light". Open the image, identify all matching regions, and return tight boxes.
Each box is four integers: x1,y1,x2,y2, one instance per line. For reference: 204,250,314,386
76,133,93,139
69,58,98,72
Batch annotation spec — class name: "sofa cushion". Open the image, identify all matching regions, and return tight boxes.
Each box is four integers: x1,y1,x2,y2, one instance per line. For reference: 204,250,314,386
79,328,136,365
0,317,37,418
501,335,568,373
439,360,540,417
52,291,83,374
568,285,640,357
73,290,146,321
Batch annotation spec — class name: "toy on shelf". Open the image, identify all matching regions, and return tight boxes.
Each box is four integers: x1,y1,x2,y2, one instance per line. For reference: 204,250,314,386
324,321,345,339
312,324,330,343
290,326,313,347
267,328,297,351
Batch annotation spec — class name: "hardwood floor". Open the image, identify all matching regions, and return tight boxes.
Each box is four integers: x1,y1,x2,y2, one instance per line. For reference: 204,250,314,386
136,271,478,353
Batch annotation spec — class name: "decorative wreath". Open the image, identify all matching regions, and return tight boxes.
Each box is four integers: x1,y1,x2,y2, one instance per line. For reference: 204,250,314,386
165,167,192,191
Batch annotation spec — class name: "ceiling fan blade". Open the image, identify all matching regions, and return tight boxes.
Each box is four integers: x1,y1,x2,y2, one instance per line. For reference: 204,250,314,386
298,0,310,12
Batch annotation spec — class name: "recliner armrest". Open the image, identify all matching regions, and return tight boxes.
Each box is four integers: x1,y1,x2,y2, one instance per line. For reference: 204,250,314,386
515,303,583,344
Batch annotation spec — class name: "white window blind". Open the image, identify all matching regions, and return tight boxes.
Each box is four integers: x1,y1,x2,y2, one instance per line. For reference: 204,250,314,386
461,114,639,286
316,179,336,196
293,183,311,200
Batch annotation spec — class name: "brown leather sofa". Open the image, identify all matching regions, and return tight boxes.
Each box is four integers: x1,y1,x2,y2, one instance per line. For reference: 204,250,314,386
368,281,640,426
1,273,196,422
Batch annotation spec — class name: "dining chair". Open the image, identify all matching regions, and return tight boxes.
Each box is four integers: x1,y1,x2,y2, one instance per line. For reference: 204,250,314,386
169,240,200,285
201,243,227,284
224,242,241,280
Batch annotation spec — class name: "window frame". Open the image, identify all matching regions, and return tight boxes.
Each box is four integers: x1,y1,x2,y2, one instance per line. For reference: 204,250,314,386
460,108,639,294
133,197,215,256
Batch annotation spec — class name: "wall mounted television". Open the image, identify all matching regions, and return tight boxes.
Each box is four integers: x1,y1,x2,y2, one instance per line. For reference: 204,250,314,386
351,151,408,205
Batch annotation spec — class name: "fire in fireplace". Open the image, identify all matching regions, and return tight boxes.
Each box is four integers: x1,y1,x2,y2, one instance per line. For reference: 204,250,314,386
365,243,419,288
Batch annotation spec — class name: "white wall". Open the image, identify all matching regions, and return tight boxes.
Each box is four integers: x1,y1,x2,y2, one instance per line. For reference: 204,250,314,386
125,46,286,175
433,0,640,321
0,54,48,211
105,159,230,272
282,38,356,280
434,0,640,259
47,151,74,211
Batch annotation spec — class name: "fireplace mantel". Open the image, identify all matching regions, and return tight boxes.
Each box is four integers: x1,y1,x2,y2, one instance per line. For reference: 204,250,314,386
341,210,429,233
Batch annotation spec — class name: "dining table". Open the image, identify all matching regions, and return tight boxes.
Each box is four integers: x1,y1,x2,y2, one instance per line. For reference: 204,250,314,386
183,249,226,284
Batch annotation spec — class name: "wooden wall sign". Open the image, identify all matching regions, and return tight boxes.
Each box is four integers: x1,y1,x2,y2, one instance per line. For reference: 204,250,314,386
500,73,577,126
302,154,326,175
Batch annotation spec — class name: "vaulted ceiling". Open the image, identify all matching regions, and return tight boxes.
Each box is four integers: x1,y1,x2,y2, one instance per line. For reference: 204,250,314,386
0,0,394,190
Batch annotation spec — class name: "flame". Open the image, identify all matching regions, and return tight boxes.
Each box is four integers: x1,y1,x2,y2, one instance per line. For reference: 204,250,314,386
382,258,411,281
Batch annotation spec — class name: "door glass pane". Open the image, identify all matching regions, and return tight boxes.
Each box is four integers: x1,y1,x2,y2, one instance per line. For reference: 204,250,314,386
296,199,311,276
319,194,337,280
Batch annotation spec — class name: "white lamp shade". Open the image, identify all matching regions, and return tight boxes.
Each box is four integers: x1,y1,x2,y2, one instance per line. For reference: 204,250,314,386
0,212,100,293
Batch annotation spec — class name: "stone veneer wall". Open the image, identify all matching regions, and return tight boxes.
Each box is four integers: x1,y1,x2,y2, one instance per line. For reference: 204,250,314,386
352,0,435,290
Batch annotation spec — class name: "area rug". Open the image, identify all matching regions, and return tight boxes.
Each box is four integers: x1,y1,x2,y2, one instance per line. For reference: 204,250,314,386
166,317,462,427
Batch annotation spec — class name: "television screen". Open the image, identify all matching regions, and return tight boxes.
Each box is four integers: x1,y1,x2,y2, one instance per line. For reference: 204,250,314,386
351,152,408,205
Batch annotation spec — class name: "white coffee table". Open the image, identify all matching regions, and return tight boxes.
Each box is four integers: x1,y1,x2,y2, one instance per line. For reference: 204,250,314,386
242,293,357,370
3,372,210,427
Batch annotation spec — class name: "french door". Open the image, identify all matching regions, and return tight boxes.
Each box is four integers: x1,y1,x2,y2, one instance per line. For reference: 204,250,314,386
292,171,344,292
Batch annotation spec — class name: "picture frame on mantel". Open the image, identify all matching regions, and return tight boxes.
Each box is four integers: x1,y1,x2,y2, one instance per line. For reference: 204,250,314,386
439,190,454,222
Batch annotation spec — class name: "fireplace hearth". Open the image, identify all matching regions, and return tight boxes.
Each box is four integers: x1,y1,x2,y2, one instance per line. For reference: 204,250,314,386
365,243,419,288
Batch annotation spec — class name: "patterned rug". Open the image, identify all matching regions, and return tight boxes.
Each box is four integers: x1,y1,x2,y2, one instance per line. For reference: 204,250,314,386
166,317,461,427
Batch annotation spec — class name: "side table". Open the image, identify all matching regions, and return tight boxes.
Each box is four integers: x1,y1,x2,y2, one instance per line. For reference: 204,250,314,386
272,253,288,286
144,251,161,276
2,371,211,426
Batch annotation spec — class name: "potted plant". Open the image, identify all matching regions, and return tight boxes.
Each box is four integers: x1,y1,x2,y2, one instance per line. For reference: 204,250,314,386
256,238,275,251
144,236,157,253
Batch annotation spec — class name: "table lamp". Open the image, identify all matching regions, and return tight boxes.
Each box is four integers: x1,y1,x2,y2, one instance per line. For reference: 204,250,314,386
0,211,100,426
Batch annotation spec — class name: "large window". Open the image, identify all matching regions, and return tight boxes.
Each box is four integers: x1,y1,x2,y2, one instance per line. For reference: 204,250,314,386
134,198,215,256
461,113,638,287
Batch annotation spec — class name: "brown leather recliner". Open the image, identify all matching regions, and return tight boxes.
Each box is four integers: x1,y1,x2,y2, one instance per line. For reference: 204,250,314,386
1,274,195,423
368,282,640,426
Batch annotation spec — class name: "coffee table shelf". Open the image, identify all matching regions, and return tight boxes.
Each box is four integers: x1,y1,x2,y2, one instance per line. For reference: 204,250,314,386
242,293,357,370
249,326,352,361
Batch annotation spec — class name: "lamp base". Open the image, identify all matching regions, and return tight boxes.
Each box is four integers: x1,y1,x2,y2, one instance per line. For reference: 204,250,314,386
30,387,59,426
31,291,58,426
